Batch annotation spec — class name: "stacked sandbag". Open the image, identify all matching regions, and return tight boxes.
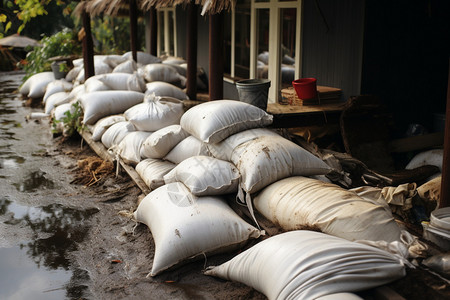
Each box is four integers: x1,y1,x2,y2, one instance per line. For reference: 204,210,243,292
144,81,189,100
254,176,402,243
101,121,136,149
133,182,262,276
205,230,407,300
140,63,186,87
140,125,189,159
84,73,145,93
122,51,161,65
44,91,71,115
20,72,55,99
43,80,73,103
112,59,138,74
163,135,210,164
114,131,153,165
91,115,126,142
136,158,176,189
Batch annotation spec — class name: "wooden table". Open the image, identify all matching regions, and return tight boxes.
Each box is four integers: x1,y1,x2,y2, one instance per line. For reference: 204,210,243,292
267,102,346,128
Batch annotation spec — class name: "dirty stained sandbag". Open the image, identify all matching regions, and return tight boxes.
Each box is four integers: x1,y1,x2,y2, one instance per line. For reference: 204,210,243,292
113,131,153,166
101,121,136,149
163,155,240,196
204,230,407,300
254,176,402,243
140,124,189,159
44,91,71,115
124,96,184,132
144,81,189,100
417,175,441,210
180,100,273,144
135,158,176,189
207,128,281,161
133,182,262,276
406,149,443,172
91,115,126,142
43,80,73,103
164,135,210,164
20,71,55,98
80,90,144,125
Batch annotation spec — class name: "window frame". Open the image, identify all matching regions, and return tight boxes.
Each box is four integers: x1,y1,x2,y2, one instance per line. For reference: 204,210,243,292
157,7,178,57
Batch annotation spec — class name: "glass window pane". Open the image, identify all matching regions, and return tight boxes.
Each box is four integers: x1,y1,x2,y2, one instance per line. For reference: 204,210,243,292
256,8,270,79
158,11,165,55
224,11,232,75
235,1,251,78
168,11,174,56
280,7,296,88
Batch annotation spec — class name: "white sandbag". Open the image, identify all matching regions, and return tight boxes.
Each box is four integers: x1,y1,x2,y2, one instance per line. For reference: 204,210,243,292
133,182,262,276
103,54,128,68
113,59,137,73
123,51,161,65
257,51,269,65
65,65,82,82
91,115,126,142
417,175,441,210
25,72,55,98
94,73,133,90
75,61,112,83
44,91,71,115
162,56,186,65
254,176,402,243
114,131,153,166
405,149,443,171
140,63,186,86
80,90,144,125
127,72,146,92
164,135,209,164
135,158,176,189
181,100,273,144
84,77,111,93
101,121,136,149
124,96,184,131
232,135,332,195
163,156,240,196
140,124,189,159
53,102,74,122
207,128,281,161
144,81,189,100
205,230,406,300
68,84,86,101
43,80,73,103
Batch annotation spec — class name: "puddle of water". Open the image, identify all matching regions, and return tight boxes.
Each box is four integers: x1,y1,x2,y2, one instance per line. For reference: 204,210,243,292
12,170,55,192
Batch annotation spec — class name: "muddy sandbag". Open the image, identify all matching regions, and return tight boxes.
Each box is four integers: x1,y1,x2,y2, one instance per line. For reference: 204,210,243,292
43,80,73,103
140,63,186,86
207,128,281,161
417,175,441,211
135,158,176,189
406,149,443,171
124,96,184,132
80,90,144,125
122,51,161,65
164,135,210,164
164,156,240,196
180,100,273,144
44,91,71,115
254,176,402,243
140,124,189,159
20,72,55,98
133,182,262,276
144,81,189,100
232,135,332,195
205,230,406,300
113,59,137,74
91,115,126,142
114,131,153,166
101,121,136,149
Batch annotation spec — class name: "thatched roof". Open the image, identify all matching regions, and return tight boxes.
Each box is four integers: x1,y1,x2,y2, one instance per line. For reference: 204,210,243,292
73,0,234,17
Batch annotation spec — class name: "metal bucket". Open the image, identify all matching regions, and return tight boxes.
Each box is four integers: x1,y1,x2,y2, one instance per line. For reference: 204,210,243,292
236,79,271,111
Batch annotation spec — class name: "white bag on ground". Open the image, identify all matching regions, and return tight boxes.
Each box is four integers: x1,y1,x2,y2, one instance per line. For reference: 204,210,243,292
112,59,137,73
254,176,402,243
135,158,176,189
101,121,136,149
164,156,240,196
122,51,161,64
43,80,73,103
144,81,189,100
133,182,262,276
21,72,55,98
140,63,186,86
164,135,209,164
44,92,71,115
80,90,144,125
207,128,281,161
91,115,126,141
124,96,184,132
140,124,189,159
180,100,273,143
232,135,332,195
205,230,406,300
114,131,153,165
406,149,443,171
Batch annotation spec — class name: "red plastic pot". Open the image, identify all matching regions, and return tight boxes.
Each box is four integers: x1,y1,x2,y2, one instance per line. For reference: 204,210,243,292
292,78,317,100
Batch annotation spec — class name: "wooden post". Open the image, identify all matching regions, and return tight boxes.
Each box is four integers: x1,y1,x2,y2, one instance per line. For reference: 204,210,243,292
149,7,158,56
129,0,138,62
82,11,95,79
440,60,450,208
186,1,198,100
209,12,224,100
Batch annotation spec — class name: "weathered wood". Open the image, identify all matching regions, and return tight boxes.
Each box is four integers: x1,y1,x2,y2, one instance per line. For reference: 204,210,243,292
129,0,138,62
388,132,444,153
186,1,198,100
440,60,450,208
82,11,95,79
209,12,224,100
149,7,158,56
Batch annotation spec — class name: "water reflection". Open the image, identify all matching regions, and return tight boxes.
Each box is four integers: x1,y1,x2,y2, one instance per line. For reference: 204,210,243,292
13,170,55,192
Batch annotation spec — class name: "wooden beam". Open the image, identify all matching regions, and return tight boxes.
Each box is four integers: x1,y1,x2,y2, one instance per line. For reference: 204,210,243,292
186,1,198,100
149,7,158,56
388,132,444,153
129,0,138,62
209,12,224,100
82,11,94,79
440,60,450,208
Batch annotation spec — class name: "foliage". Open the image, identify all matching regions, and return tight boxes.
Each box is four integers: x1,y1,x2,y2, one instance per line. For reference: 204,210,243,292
22,28,81,81
52,101,84,137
